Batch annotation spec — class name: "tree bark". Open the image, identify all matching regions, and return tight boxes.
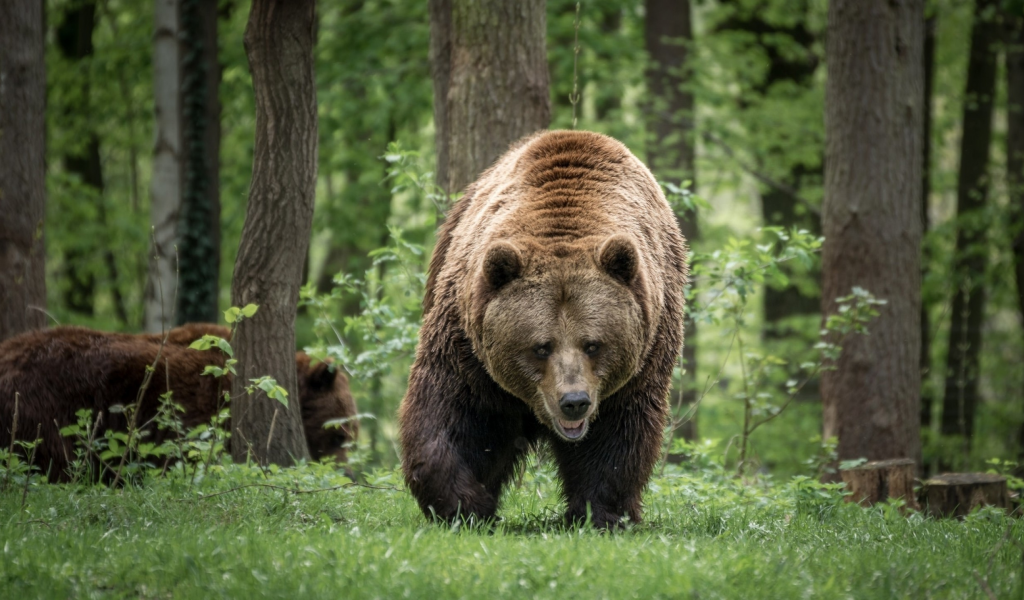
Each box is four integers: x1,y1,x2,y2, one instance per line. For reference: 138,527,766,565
821,0,923,469
920,15,937,438
145,0,182,333
428,0,452,197
1006,9,1024,468
939,0,999,457
645,0,698,442
0,0,47,342
230,0,317,466
176,0,222,324
435,0,551,197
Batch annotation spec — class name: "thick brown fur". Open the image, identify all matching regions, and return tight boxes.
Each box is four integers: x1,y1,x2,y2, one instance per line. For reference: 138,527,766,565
0,323,357,482
399,130,688,528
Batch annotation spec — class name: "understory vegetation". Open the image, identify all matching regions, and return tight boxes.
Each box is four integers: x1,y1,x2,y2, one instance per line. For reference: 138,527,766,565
2,455,1022,599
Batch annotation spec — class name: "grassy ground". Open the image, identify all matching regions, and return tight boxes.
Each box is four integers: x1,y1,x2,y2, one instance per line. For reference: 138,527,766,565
1,459,1022,599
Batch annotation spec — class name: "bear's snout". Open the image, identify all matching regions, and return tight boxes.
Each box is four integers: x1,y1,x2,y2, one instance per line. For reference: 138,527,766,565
558,391,591,420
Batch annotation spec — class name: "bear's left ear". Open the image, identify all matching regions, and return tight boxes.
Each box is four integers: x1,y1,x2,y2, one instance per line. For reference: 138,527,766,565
483,241,523,291
598,235,639,286
308,360,338,391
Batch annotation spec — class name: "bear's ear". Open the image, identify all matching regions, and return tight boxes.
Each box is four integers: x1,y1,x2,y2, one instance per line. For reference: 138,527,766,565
307,360,338,391
598,235,639,286
483,241,523,291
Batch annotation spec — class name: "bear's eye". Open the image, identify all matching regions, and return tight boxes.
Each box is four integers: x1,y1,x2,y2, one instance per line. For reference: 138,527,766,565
583,342,601,356
533,343,552,359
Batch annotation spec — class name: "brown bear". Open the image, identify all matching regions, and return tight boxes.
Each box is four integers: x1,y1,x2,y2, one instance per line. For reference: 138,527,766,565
399,130,688,528
0,323,357,482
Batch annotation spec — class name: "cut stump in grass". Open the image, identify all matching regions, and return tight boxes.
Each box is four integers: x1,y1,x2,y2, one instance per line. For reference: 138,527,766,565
920,473,1010,518
840,458,919,510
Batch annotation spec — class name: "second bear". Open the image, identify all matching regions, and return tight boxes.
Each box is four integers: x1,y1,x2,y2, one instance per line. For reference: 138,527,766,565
0,323,357,481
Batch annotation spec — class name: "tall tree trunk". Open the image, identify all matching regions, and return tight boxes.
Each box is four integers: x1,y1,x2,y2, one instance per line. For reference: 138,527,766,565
0,0,47,342
822,0,923,469
920,15,937,437
176,0,222,324
145,0,182,332
1005,9,1024,467
645,0,698,442
939,0,999,458
434,0,551,197
230,0,317,466
428,0,452,197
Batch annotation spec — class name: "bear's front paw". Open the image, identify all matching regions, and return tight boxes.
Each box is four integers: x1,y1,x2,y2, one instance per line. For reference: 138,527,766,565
565,505,628,530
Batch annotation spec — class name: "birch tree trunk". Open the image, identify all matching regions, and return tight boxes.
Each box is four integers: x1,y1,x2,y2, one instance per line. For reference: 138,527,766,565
0,0,47,342
229,0,317,466
145,0,182,332
821,0,923,469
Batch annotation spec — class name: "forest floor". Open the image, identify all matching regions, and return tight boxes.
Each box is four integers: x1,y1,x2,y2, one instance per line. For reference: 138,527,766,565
1,459,1021,599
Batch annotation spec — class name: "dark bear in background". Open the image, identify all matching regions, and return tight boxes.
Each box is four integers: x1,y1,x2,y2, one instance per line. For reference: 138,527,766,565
399,130,688,528
0,323,357,482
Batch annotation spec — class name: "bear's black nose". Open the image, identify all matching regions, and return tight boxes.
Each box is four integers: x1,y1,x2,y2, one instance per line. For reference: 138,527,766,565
559,392,591,420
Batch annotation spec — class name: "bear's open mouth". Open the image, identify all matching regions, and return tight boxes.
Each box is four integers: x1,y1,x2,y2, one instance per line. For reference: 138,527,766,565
555,418,587,441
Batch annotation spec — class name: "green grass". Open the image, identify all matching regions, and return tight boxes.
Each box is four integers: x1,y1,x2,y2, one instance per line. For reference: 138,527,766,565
0,460,1021,599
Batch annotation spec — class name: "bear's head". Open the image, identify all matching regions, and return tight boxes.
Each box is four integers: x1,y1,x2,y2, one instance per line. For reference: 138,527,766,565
471,235,647,442
296,354,359,463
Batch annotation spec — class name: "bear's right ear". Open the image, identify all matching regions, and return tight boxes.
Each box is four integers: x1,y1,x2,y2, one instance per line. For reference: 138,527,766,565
483,241,523,291
598,235,639,286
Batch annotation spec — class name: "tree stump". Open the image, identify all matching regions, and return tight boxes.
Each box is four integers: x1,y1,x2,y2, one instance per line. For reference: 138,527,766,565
840,458,919,509
920,473,1010,518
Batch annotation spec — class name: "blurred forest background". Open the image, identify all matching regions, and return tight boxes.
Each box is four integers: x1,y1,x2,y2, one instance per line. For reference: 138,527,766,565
18,0,1024,477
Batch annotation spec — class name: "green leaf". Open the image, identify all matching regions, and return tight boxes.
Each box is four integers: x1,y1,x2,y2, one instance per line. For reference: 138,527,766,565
241,304,258,318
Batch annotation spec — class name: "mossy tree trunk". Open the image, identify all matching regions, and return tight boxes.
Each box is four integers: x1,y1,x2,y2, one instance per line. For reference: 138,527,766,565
431,0,551,197
0,0,47,343
939,0,999,465
176,0,222,325
821,0,923,469
645,0,698,442
230,0,317,466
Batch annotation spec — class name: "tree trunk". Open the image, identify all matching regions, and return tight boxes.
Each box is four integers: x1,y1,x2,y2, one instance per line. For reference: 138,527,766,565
145,0,182,333
821,0,923,470
0,1,47,343
176,0,222,324
230,0,317,466
645,0,698,442
939,0,999,459
435,0,551,197
920,14,937,440
428,0,452,197
1006,10,1024,469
